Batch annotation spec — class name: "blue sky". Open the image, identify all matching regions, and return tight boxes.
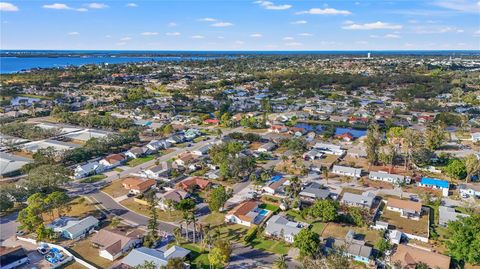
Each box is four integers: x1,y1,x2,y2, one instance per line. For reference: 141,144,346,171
1,0,479,50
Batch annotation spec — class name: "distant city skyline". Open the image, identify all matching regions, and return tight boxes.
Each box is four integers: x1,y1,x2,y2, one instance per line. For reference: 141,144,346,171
1,0,479,50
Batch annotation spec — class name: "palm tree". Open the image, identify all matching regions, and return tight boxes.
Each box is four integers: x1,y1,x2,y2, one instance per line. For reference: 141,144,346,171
322,167,329,184
273,254,288,269
402,129,419,171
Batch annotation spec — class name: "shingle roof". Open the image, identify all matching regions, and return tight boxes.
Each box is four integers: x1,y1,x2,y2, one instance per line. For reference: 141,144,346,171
387,198,422,212
391,244,450,269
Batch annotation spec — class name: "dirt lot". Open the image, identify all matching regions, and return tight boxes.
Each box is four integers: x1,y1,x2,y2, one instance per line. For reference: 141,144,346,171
102,179,129,198
320,222,382,246
380,208,429,238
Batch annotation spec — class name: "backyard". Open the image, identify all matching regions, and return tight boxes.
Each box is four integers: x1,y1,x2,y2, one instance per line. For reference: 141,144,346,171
126,155,155,167
380,208,429,238
68,236,113,269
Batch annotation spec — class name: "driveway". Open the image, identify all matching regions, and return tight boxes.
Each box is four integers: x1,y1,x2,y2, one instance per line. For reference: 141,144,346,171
0,212,19,245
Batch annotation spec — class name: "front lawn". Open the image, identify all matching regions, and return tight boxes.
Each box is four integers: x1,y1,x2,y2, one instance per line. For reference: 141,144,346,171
181,243,210,269
80,174,106,183
69,237,113,269
120,198,183,222
127,155,155,167
249,236,290,255
102,179,129,198
200,212,225,226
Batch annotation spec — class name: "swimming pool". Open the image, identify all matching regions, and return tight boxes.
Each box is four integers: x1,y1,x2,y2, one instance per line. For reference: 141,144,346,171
258,209,269,216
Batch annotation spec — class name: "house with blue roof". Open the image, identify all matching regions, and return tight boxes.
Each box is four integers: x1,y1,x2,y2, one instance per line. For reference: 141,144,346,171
418,177,450,197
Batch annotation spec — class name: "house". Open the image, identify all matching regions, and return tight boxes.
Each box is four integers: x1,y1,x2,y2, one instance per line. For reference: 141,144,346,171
386,198,422,220
263,176,288,195
257,142,276,153
332,165,362,178
303,149,323,160
313,143,345,156
125,147,149,159
63,129,111,142
0,152,32,178
203,118,219,125
142,162,173,180
390,244,451,269
176,176,211,191
0,246,29,269
156,189,190,211
341,191,375,209
47,216,99,240
119,246,190,268
418,177,449,197
458,183,480,198
191,144,212,156
368,171,410,185
73,161,104,179
184,128,201,140
225,201,270,227
166,135,185,144
122,177,156,194
91,228,144,261
174,152,196,167
100,153,127,169
265,215,306,243
289,127,307,137
438,206,469,227
326,230,372,264
146,140,171,152
334,132,354,142
299,182,331,202
268,125,288,133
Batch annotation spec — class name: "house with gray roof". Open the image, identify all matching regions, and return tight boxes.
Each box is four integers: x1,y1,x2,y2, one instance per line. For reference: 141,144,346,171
299,182,331,202
265,215,306,243
257,142,276,153
0,152,32,178
368,171,410,184
22,139,80,154
47,216,99,240
438,206,469,227
340,191,375,209
332,165,362,178
120,246,190,268
325,230,373,264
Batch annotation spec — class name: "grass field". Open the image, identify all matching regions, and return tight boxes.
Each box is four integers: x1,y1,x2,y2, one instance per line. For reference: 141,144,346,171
120,198,184,222
102,179,129,198
181,243,210,269
320,222,382,245
127,155,155,167
69,237,113,269
380,208,429,237
80,174,106,183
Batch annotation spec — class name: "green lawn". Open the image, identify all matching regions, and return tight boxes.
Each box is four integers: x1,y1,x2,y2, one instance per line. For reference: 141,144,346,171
249,237,290,255
80,174,106,183
200,212,225,226
181,243,210,269
127,155,155,167
120,198,184,222
259,203,280,213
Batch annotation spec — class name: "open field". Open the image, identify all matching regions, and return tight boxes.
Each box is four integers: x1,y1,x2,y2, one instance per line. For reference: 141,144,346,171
380,208,429,237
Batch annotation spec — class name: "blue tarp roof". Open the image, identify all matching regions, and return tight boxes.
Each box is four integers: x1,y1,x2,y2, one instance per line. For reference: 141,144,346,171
270,175,283,182
421,177,449,188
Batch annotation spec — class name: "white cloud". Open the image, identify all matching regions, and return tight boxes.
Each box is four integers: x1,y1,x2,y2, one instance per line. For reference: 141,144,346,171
434,0,480,13
141,32,159,36
76,8,88,11
211,22,233,27
85,3,108,9
235,40,245,45
342,21,403,30
370,34,401,39
168,22,177,27
120,37,132,41
166,32,181,36
43,3,71,10
296,8,351,15
0,2,19,11
298,32,313,36
355,41,368,45
250,33,263,38
191,35,205,39
217,36,225,39
283,36,294,40
126,3,137,7
67,31,79,35
199,17,217,22
291,20,307,24
254,1,292,10
413,25,464,34
475,30,480,36
285,42,302,47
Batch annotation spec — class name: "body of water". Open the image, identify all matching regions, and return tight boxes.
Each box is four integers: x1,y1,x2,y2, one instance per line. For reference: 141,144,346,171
295,123,367,138
1,50,479,74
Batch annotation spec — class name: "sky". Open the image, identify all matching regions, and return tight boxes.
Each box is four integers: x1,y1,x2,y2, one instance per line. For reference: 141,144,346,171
0,0,479,50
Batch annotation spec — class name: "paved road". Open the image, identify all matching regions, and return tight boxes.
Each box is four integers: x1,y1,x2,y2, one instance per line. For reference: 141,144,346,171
0,212,19,246
229,243,299,269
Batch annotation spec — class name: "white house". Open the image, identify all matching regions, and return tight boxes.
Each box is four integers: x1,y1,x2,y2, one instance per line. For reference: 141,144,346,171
368,171,410,185
332,165,362,178
91,228,144,261
313,143,345,156
100,153,127,169
458,183,480,198
472,132,480,142
225,201,270,227
265,215,305,243
191,144,212,156
73,161,104,179
125,147,150,159
142,162,173,180
386,198,422,220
